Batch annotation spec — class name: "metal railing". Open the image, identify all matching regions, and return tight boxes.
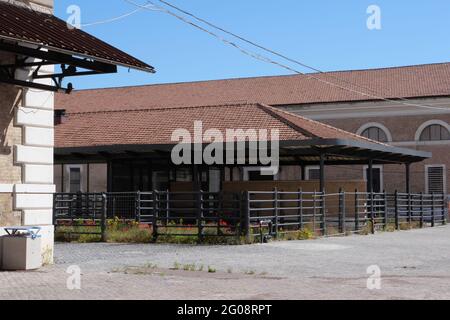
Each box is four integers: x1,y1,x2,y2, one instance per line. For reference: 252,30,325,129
53,190,448,242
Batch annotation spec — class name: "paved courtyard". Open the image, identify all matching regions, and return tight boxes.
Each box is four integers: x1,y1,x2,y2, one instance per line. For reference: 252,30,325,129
1,225,450,300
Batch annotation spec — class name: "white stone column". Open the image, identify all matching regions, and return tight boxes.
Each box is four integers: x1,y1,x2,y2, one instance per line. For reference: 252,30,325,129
11,54,55,265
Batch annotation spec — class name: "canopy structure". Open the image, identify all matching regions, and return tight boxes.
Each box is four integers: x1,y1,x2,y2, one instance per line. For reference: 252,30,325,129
54,103,431,192
0,1,154,93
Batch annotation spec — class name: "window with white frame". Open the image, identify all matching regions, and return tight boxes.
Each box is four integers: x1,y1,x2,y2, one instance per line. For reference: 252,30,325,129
243,167,278,181
357,123,392,143
305,166,320,180
426,165,446,195
363,165,384,193
419,125,450,141
67,165,83,193
416,120,450,142
361,127,389,142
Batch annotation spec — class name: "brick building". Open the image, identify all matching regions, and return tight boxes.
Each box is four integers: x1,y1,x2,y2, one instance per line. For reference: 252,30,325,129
54,63,449,196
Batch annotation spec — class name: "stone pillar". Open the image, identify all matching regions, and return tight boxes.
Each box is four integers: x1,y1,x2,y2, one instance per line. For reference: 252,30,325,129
0,0,55,267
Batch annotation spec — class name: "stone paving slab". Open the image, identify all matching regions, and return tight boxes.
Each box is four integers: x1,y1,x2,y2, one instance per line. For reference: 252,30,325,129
1,226,450,300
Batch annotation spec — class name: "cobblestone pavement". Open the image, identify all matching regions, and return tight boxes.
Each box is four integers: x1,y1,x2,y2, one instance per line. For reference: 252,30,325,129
1,225,450,300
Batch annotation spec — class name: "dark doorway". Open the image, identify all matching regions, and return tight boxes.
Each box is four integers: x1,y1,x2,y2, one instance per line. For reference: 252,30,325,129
366,167,382,193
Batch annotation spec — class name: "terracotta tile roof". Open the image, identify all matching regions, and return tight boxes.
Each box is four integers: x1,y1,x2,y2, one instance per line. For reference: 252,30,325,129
55,103,379,149
0,1,154,72
56,63,450,113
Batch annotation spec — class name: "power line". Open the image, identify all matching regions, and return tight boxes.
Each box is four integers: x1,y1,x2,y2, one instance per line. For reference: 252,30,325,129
158,0,448,111
125,0,449,112
81,2,161,28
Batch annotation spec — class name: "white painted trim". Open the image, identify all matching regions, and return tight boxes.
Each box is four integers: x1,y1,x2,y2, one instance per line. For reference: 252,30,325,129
304,166,320,181
242,167,279,181
356,122,393,142
0,184,14,193
415,120,450,141
14,184,56,194
23,164,54,184
65,165,84,193
425,164,447,195
15,145,53,165
296,109,450,120
391,140,450,147
22,209,53,226
15,107,54,128
15,193,53,210
24,126,54,147
363,165,384,192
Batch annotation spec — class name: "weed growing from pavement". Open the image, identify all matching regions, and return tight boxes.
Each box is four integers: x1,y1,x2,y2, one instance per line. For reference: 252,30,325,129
208,266,217,273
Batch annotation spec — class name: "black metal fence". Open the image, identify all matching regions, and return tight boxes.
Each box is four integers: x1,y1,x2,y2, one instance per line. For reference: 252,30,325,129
54,190,448,242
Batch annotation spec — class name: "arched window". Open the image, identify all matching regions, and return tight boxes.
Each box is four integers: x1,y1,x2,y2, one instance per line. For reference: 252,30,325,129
357,123,392,143
419,124,450,141
361,127,389,142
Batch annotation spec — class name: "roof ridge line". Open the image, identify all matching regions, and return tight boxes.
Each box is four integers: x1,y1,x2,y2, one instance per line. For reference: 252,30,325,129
65,102,259,115
259,103,387,146
256,103,318,139
65,62,450,93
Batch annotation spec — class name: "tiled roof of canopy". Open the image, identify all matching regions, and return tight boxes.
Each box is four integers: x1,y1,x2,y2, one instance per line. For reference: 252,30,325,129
55,103,383,148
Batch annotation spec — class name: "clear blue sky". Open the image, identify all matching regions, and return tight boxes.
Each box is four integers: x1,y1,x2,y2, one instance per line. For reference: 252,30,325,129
55,0,450,90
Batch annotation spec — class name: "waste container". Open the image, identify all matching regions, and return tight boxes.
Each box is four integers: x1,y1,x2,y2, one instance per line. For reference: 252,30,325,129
1,227,42,271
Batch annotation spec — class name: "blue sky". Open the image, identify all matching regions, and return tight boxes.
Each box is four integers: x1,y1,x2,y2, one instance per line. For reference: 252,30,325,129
55,0,450,90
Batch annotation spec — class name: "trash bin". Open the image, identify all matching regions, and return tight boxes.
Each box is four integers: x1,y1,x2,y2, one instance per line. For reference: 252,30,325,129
1,227,42,271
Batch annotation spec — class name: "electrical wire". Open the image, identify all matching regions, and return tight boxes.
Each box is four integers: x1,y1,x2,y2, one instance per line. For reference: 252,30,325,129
81,2,161,28
125,0,449,112
158,0,447,111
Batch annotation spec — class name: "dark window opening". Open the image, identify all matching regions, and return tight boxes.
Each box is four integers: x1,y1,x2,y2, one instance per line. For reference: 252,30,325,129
420,124,450,141
69,167,81,193
361,127,389,142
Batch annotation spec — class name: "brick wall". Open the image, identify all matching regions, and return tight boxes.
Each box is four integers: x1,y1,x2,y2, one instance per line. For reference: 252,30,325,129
282,100,450,195
0,52,23,226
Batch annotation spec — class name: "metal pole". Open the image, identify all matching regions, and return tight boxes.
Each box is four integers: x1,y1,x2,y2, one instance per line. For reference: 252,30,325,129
197,190,204,243
244,191,251,242
274,188,279,239
319,154,326,235
135,191,141,223
319,154,325,193
442,194,447,225
431,193,436,227
368,160,375,233
338,188,344,234
420,192,424,228
394,190,400,230
152,191,159,242
298,188,303,230
354,189,359,232
101,193,107,242
405,163,411,194
383,190,388,230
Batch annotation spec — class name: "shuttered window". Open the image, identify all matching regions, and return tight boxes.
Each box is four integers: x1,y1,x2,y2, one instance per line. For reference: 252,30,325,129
426,166,445,194
420,125,450,141
69,167,82,193
361,127,389,142
306,167,321,180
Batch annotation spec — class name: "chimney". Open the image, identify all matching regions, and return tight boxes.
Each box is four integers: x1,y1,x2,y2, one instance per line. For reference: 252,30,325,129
0,0,53,13
54,109,67,125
